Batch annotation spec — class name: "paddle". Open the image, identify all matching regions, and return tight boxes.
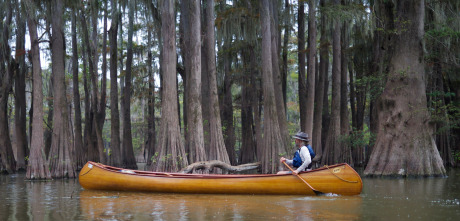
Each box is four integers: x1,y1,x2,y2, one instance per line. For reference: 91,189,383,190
282,161,323,195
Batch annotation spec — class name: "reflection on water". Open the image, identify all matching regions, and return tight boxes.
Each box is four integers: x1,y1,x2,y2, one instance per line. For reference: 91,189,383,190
79,191,362,220
1,168,459,220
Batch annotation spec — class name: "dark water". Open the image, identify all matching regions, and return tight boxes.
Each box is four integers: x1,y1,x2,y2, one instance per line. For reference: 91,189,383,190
1,167,459,221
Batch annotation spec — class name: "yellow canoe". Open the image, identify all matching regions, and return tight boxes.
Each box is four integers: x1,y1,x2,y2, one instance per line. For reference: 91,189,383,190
79,161,363,195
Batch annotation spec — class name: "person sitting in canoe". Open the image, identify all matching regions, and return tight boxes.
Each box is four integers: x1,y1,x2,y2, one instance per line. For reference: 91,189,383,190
278,131,314,175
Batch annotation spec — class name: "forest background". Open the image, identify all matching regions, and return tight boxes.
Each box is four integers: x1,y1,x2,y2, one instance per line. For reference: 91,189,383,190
0,0,459,179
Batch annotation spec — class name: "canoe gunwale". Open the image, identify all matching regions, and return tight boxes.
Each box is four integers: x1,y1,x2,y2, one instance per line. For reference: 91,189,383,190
83,161,356,179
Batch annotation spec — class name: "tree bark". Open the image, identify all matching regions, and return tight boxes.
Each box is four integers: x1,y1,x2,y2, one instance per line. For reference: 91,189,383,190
305,0,317,139
312,0,328,163
240,46,257,164
99,0,108,163
270,1,289,149
150,0,188,172
322,0,342,165
340,18,352,165
368,0,394,161
281,0,290,114
260,0,287,173
185,0,207,164
109,0,122,167
81,32,92,163
179,0,190,159
203,0,230,166
364,0,446,177
298,1,307,132
146,0,161,167
80,7,106,164
25,0,51,179
14,0,28,171
48,0,76,178
122,0,138,169
71,8,85,170
0,0,16,174
91,0,107,165
319,0,330,160
221,43,236,165
145,17,156,167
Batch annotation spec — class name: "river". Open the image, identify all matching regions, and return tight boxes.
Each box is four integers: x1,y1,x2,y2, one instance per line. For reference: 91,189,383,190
1,166,459,220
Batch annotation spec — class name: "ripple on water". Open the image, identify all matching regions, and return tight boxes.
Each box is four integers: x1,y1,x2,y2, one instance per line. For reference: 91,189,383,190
431,199,460,206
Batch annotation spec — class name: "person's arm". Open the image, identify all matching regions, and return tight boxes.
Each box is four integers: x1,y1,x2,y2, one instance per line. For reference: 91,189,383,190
295,146,311,173
280,157,294,166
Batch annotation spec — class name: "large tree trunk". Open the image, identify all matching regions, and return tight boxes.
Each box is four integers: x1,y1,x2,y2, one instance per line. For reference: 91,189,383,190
80,8,106,165
43,1,53,159
109,0,122,167
201,1,210,156
71,9,85,170
221,44,236,165
44,76,53,158
305,0,317,139
81,34,93,163
322,0,342,165
312,0,327,164
364,0,446,177
185,0,206,164
90,0,106,166
240,46,257,164
367,0,394,162
150,0,188,172
99,0,108,164
14,0,28,171
122,0,138,169
260,0,287,174
298,1,307,132
318,0,329,161
0,0,16,174
203,0,230,166
118,4,125,161
145,1,161,167
145,17,156,167
339,18,352,166
25,0,51,179
48,0,76,178
270,1,289,149
179,0,190,159
281,0,290,113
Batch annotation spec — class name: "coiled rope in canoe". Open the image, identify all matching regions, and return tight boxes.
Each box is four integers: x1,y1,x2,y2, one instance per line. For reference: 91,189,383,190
325,165,358,183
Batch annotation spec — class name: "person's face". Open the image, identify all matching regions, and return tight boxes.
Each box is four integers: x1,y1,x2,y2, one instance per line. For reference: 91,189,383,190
295,139,301,146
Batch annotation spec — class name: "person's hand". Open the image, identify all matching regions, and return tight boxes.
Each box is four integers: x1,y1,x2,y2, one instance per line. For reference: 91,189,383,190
292,170,298,176
280,157,286,163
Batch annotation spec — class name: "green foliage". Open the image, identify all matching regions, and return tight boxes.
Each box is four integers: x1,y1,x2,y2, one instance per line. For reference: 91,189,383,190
428,91,460,134
426,25,460,39
453,150,460,164
151,152,159,164
339,125,376,149
319,3,369,22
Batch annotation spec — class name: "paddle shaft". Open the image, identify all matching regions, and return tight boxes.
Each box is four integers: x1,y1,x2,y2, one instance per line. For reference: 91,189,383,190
282,161,322,194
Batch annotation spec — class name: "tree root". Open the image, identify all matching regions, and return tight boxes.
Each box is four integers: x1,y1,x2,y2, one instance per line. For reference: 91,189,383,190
179,160,260,174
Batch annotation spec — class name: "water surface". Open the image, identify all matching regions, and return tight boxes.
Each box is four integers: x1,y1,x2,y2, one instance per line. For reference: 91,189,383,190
1,168,459,220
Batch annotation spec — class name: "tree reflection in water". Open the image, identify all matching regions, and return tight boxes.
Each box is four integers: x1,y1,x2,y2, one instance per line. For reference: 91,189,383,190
79,190,362,220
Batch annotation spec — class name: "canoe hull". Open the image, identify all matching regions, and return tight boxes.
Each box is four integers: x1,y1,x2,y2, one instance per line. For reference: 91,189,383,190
79,162,362,195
